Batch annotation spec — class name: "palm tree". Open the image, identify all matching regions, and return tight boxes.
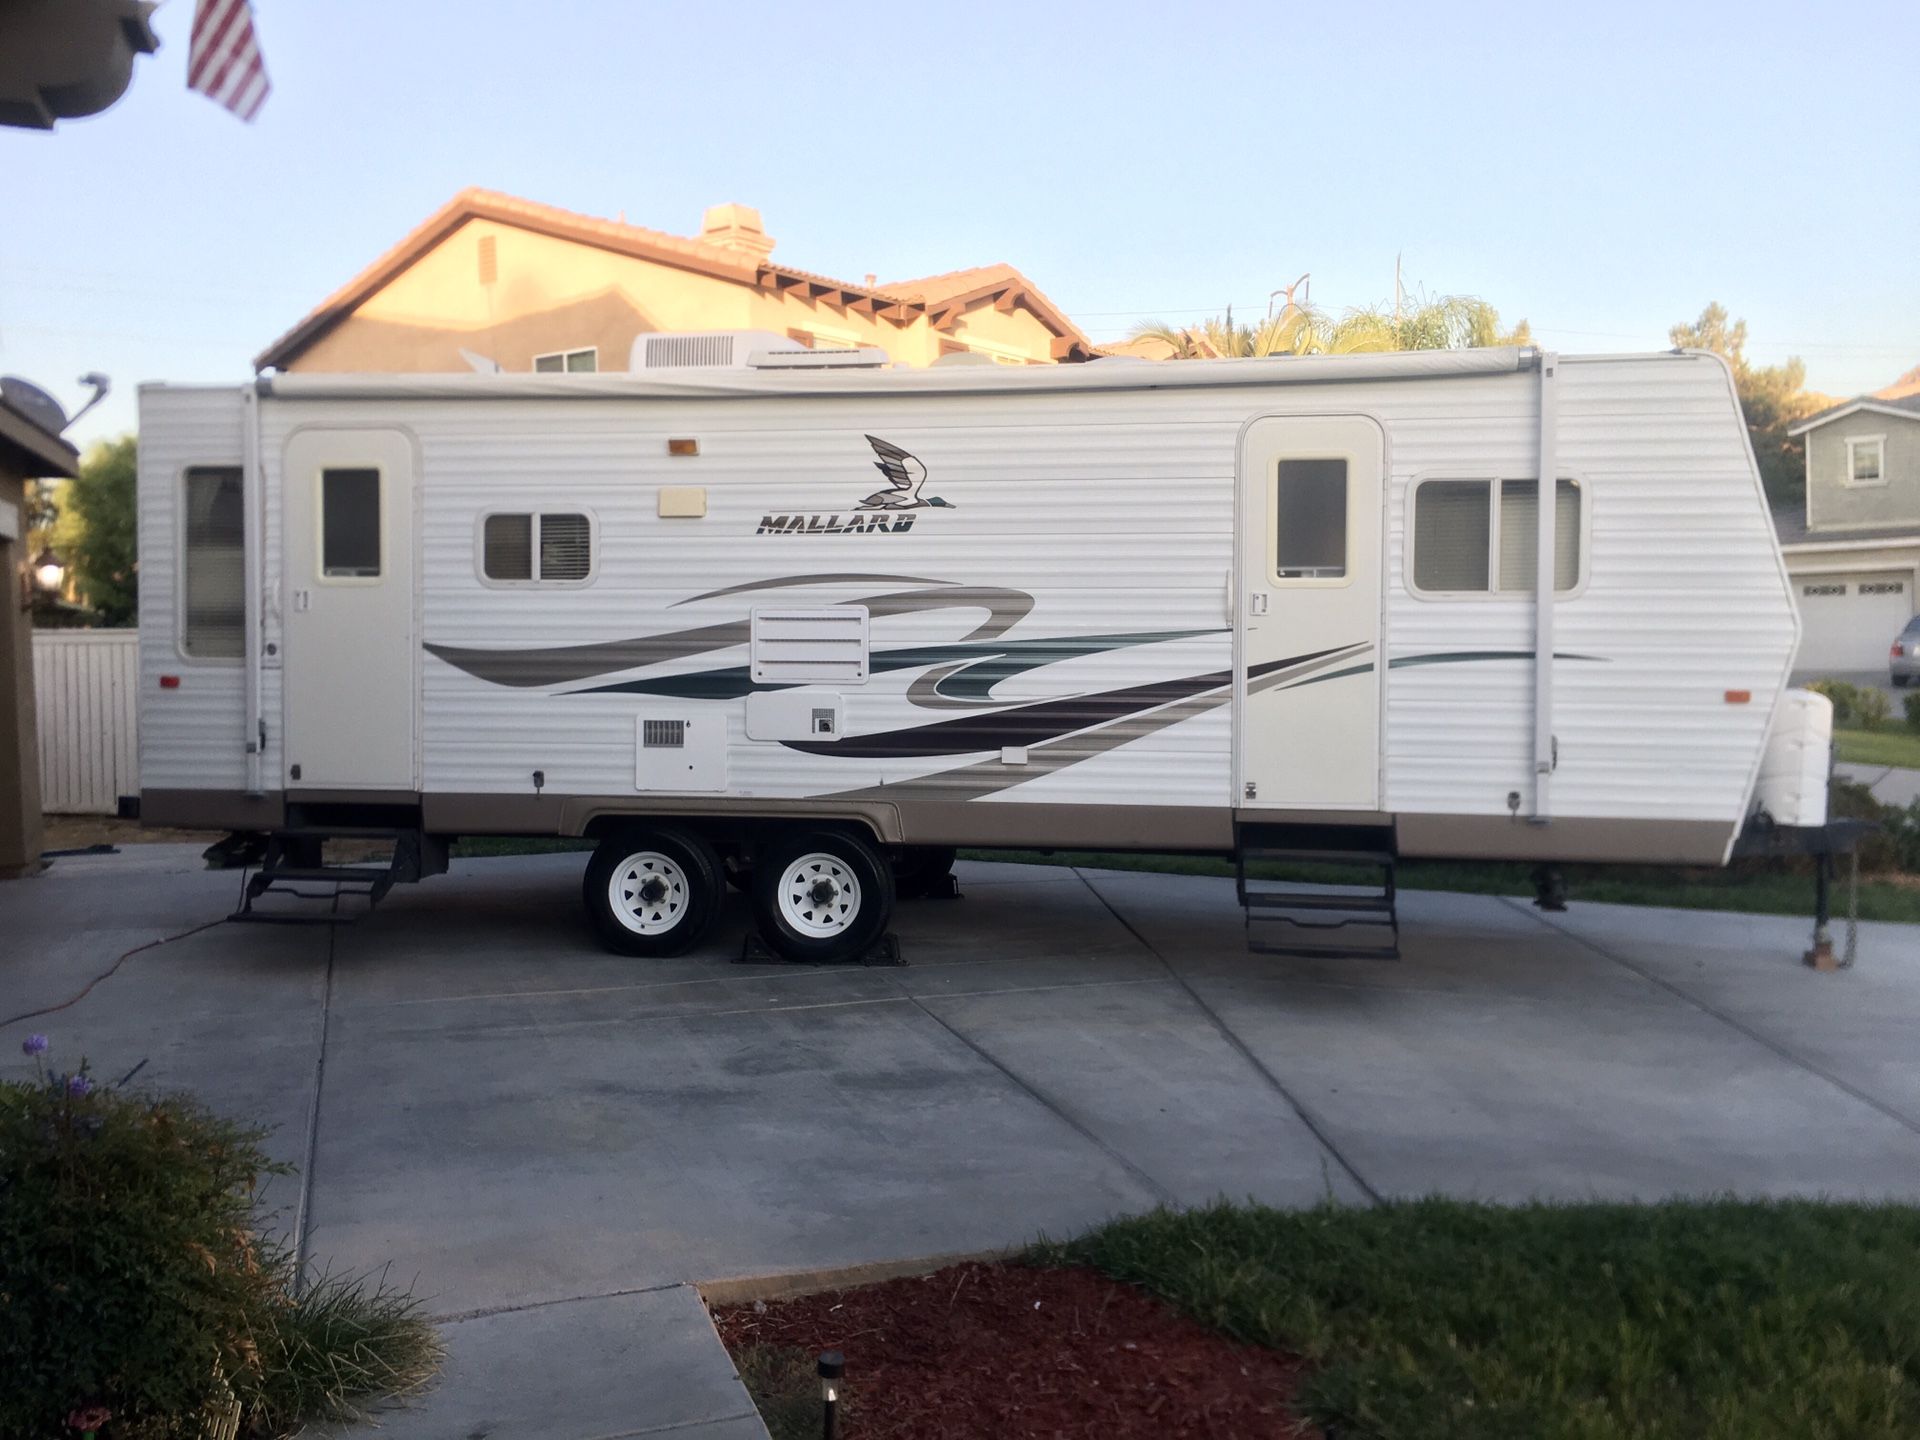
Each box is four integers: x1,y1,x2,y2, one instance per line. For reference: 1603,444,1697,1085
1129,292,1529,359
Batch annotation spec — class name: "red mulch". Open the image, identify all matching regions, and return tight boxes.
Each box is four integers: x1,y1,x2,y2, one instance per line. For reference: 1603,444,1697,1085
712,1261,1318,1439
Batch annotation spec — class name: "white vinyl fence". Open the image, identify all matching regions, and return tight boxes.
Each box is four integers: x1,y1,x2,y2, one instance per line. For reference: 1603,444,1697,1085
32,630,139,814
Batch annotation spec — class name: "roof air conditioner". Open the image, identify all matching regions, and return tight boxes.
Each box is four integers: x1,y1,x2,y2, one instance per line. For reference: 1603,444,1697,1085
628,330,805,371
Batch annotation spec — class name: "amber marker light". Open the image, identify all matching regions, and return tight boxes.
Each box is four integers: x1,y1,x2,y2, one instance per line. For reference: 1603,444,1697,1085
667,438,699,456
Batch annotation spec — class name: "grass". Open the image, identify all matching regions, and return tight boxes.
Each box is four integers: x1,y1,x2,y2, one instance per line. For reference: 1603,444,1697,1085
1033,1198,1920,1440
732,1342,831,1440
245,1266,444,1434
1835,725,1920,770
964,849,1920,923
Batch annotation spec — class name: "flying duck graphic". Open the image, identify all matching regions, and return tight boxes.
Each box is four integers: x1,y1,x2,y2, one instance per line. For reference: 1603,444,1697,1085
858,435,953,510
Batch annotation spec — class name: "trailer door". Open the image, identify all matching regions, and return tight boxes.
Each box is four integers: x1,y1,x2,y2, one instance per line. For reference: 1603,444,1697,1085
1237,415,1383,811
281,428,416,792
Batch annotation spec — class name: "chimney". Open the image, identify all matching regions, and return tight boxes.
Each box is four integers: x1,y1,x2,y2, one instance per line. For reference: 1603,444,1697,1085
699,203,775,261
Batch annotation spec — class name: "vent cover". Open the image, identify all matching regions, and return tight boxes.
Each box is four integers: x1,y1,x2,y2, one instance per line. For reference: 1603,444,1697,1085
751,607,869,685
645,333,736,368
642,719,686,748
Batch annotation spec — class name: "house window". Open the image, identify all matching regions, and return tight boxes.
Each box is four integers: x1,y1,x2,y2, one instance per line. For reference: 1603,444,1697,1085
1409,477,1582,596
181,466,244,659
480,512,594,583
534,347,597,374
1845,435,1885,486
320,468,381,578
1273,458,1349,580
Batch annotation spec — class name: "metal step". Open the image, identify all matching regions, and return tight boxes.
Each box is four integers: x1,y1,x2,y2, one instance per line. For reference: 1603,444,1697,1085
1236,843,1400,960
232,830,446,924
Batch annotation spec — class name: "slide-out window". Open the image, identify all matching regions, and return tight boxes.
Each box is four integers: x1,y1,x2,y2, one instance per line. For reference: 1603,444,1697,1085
1272,457,1348,580
1410,478,1582,596
181,466,244,658
480,512,594,583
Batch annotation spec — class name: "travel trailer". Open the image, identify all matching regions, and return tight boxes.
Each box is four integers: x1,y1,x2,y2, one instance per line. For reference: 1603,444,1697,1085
136,341,1828,960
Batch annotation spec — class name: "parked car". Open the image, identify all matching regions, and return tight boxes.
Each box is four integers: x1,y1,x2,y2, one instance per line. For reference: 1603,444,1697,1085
1893,614,1920,687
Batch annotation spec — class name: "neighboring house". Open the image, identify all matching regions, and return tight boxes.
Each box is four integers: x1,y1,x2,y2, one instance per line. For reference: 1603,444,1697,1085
0,384,80,876
1777,375,1920,674
254,190,1096,375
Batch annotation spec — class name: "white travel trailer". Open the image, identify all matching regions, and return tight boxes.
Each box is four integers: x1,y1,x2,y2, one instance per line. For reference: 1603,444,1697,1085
136,343,1824,960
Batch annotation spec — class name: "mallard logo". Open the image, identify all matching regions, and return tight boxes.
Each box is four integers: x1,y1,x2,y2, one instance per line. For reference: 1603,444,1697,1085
757,435,950,535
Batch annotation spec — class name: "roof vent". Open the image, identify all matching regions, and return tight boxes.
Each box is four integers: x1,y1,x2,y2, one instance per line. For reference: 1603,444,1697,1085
629,330,804,370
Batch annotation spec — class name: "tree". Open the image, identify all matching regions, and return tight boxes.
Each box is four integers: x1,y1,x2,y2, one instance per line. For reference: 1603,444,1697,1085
1668,304,1822,505
58,435,139,625
1131,292,1530,361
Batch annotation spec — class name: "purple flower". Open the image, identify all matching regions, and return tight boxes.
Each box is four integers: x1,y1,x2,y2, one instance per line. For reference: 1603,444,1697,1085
66,1074,93,1098
22,1034,48,1056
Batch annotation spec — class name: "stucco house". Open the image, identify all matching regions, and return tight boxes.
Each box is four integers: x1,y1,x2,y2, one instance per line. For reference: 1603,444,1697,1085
1777,368,1920,674
254,190,1096,375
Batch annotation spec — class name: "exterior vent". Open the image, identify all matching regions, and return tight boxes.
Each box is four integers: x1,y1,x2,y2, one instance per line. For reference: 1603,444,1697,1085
630,330,807,370
642,719,687,748
751,606,869,685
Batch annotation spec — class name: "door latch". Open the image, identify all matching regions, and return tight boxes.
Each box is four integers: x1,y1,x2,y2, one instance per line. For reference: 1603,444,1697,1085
1249,592,1269,616
292,589,312,613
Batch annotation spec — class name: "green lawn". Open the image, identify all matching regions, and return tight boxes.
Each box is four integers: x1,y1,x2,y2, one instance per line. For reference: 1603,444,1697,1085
1835,725,1920,771
964,849,1920,923
1034,1199,1920,1440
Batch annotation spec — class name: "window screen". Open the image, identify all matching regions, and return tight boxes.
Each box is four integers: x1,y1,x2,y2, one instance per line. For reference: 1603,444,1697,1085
539,513,592,580
1412,481,1492,592
483,514,533,580
1496,479,1581,593
320,468,381,577
182,466,244,658
1274,458,1347,579
481,513,592,582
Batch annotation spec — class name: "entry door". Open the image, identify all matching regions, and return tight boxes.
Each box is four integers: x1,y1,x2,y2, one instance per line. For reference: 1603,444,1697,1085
1238,416,1383,810
282,429,416,791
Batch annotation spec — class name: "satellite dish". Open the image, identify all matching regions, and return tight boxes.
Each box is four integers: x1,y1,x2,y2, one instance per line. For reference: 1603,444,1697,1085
0,376,69,435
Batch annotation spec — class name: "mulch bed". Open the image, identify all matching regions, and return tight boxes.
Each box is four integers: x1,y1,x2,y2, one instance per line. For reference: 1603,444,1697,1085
712,1261,1318,1439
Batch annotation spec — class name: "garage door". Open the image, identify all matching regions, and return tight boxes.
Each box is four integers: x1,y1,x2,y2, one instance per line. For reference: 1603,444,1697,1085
1794,572,1915,672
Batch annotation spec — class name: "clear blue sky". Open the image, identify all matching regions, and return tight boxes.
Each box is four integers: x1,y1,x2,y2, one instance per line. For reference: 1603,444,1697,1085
4,0,1915,448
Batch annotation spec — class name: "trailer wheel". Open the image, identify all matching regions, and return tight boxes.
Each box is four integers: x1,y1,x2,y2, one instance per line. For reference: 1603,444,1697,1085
892,845,957,899
752,829,894,963
584,826,721,957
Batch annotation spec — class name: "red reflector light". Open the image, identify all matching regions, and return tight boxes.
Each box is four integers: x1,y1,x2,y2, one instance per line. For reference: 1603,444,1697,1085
1724,689,1751,704
159,675,180,689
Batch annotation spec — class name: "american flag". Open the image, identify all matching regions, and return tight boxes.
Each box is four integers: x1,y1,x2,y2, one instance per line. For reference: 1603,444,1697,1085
187,0,270,122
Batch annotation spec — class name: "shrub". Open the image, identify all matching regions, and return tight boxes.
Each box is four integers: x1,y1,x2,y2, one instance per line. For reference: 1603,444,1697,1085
1906,691,1920,736
0,1041,440,1439
1853,687,1890,732
1806,679,1861,727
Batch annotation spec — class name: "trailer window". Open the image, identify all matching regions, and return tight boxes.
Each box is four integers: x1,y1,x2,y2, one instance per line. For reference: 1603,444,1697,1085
1273,458,1347,579
480,512,594,584
181,466,244,659
1409,477,1582,596
320,468,381,578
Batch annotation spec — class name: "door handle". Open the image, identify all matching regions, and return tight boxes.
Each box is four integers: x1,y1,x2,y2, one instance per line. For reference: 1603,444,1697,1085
292,589,311,613
1249,592,1269,616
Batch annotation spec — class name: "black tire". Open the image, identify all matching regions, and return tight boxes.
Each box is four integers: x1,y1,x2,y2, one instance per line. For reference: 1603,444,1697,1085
891,845,957,899
583,825,721,957
751,828,894,963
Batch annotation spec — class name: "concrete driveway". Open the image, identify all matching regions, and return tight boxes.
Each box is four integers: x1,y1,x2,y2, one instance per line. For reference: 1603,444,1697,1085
5,848,1920,1438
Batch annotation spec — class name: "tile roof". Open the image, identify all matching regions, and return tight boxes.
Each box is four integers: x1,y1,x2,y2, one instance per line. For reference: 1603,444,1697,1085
255,192,1091,370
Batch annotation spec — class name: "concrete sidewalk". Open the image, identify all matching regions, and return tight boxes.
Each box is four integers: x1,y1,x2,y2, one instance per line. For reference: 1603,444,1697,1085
1836,760,1920,808
5,848,1920,1438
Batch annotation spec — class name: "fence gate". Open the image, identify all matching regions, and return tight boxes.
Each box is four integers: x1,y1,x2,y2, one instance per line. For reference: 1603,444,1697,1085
32,630,139,814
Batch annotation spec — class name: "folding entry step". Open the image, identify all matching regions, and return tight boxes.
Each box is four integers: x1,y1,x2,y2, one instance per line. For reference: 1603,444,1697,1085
233,828,446,924
1235,825,1399,960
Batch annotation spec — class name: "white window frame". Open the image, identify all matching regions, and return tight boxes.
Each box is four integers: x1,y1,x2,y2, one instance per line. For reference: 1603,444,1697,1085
533,346,598,374
1844,434,1887,487
474,509,598,588
175,463,246,665
314,465,385,588
1268,453,1354,589
1404,471,1590,602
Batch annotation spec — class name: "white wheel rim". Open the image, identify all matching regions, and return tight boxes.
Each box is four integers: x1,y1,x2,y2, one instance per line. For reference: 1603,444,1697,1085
777,852,862,938
608,851,691,935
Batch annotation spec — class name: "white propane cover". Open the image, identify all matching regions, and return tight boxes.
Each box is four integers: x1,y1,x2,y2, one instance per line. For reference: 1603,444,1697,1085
1752,688,1833,828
